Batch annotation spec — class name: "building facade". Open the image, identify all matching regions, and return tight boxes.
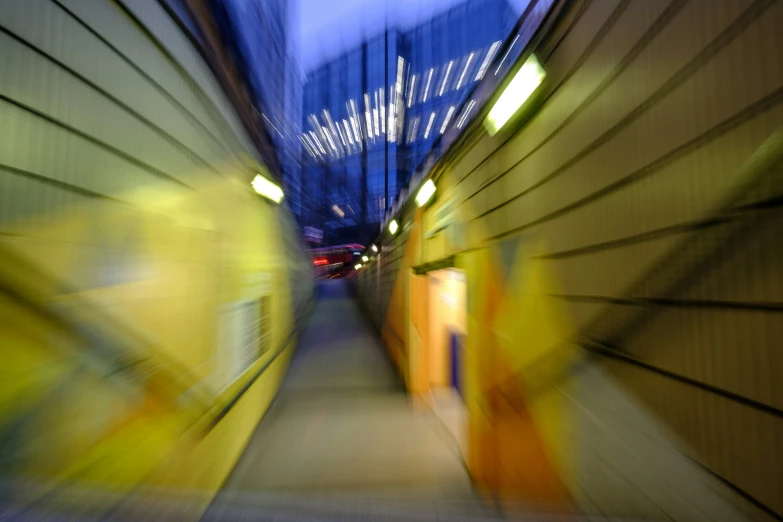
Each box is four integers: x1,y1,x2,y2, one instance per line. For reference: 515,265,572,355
211,0,305,223
300,0,515,243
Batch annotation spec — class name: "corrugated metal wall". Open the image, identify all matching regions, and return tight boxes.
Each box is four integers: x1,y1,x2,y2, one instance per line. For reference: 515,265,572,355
358,0,783,518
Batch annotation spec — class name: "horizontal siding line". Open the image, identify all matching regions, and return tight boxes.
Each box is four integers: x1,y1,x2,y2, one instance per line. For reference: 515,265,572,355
380,249,403,263
50,0,235,160
440,0,634,198
409,192,781,270
117,0,260,169
0,25,221,177
483,87,783,242
545,219,724,258
555,294,783,313
537,0,594,63
383,246,405,259
535,194,783,258
382,241,408,258
585,339,783,418
470,0,775,222
0,94,193,189
466,0,697,205
687,456,783,522
0,163,125,202
380,254,404,266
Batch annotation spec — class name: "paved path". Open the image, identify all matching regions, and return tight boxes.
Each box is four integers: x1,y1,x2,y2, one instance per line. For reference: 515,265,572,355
205,279,487,520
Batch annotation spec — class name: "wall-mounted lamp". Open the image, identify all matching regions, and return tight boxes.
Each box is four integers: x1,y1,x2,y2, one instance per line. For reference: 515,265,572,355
415,179,436,207
485,53,545,136
251,174,284,203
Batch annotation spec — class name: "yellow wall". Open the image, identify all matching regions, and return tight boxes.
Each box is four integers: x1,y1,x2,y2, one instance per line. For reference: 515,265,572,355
408,272,431,395
0,168,312,517
357,0,783,518
0,0,313,517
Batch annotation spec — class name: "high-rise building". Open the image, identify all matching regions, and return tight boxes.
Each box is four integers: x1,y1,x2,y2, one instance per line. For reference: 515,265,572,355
300,0,515,243
210,0,304,223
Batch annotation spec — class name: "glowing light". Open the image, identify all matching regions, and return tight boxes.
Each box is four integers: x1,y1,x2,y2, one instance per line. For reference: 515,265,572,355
393,60,404,143
342,120,354,145
486,53,545,136
439,61,454,96
262,113,283,138
440,106,455,134
364,94,373,143
309,131,325,153
396,58,405,112
337,124,347,147
423,68,434,103
457,53,475,89
350,99,362,139
322,126,336,151
374,91,380,136
251,174,284,203
332,205,345,218
388,219,399,235
300,135,317,157
415,179,436,207
349,99,362,147
424,112,436,139
355,263,362,270
380,88,386,134
457,100,476,128
407,117,420,143
362,255,369,262
495,35,519,76
313,258,327,266
371,244,378,252
408,75,417,107
476,41,502,80
322,110,342,155
389,97,397,143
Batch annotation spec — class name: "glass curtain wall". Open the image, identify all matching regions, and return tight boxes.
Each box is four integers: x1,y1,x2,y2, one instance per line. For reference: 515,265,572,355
300,0,515,244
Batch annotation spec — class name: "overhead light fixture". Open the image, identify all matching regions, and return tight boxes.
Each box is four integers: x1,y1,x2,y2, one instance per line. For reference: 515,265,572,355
476,41,502,81
457,53,475,90
251,174,284,203
371,244,378,252
495,35,520,76
408,75,417,107
424,112,436,139
423,68,433,103
439,60,454,96
362,255,369,262
485,53,545,136
415,179,436,207
440,107,455,134
355,263,362,270
388,219,399,235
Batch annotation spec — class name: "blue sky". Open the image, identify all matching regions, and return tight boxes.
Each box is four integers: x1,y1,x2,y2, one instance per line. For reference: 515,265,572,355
297,0,529,72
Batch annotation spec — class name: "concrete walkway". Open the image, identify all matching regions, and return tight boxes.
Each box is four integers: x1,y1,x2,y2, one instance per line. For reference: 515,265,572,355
205,279,488,520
